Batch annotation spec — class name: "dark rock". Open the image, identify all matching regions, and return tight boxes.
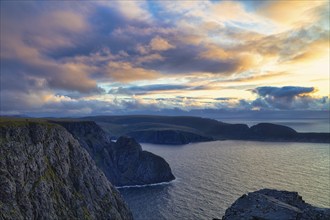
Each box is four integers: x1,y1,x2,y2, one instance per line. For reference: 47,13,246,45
126,129,213,145
250,123,297,138
53,121,175,186
222,189,330,220
0,121,132,220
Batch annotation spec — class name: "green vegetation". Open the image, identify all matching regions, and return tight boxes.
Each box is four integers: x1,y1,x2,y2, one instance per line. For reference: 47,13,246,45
0,117,57,128
82,206,92,220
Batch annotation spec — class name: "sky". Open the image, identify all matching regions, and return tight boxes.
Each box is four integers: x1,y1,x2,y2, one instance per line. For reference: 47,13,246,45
0,0,329,117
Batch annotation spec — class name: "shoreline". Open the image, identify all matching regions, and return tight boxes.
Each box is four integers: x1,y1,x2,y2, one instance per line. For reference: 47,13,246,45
116,179,177,189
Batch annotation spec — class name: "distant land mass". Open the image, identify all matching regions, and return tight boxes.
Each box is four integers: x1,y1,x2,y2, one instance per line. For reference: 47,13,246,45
82,115,330,144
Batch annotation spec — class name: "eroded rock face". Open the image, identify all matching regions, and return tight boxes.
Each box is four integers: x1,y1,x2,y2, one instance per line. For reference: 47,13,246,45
113,136,175,185
53,121,175,186
222,189,330,220
0,121,133,220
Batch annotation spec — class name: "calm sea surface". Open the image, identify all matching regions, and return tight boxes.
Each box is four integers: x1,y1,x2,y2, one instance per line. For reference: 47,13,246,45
119,141,330,220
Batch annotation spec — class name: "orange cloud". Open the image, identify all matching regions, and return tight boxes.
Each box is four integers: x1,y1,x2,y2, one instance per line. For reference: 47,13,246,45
106,62,160,82
257,1,327,28
150,36,175,51
289,39,330,63
136,54,164,64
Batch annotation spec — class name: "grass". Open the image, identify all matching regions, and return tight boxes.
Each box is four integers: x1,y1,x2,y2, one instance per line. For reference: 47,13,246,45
0,117,56,128
0,117,92,128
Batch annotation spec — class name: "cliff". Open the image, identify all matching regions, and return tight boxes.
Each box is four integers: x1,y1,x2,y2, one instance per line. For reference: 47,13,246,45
222,189,330,220
0,121,132,220
52,121,175,186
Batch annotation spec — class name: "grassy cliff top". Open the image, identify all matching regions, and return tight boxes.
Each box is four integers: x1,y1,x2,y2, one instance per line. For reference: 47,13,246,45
0,117,89,128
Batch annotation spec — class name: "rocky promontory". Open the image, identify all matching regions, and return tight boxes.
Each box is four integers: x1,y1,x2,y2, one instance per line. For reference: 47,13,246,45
222,189,330,220
53,121,175,186
0,121,132,220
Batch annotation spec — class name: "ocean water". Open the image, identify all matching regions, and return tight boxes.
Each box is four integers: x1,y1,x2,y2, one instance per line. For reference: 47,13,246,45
119,141,330,220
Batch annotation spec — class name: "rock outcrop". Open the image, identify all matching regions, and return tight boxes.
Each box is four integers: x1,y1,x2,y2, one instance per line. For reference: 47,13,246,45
53,121,175,186
222,189,330,220
126,129,213,145
250,123,297,139
0,121,133,220
113,136,175,185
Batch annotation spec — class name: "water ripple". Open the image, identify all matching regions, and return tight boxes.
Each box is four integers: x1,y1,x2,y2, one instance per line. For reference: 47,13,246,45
120,141,330,220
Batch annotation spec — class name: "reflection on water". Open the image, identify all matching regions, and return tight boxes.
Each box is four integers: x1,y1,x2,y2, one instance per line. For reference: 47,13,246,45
119,141,330,220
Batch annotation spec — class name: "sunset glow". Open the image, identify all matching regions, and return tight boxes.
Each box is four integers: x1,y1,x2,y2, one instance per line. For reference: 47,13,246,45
1,0,329,116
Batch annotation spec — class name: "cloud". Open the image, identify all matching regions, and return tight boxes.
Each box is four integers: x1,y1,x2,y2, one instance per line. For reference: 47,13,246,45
142,44,240,74
108,84,190,95
105,62,160,82
1,1,328,116
253,86,315,98
149,36,175,51
257,1,327,29
105,0,152,21
136,53,164,64
107,83,212,96
0,1,104,94
250,86,328,110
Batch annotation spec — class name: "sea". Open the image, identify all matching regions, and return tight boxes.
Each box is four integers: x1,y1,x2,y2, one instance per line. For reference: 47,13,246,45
119,141,330,220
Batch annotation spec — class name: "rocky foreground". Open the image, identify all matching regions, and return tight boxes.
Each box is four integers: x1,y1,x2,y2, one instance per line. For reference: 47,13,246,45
221,189,330,220
52,121,175,186
0,121,132,220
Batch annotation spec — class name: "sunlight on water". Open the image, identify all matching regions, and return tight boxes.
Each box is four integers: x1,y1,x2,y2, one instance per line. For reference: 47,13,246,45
119,141,330,220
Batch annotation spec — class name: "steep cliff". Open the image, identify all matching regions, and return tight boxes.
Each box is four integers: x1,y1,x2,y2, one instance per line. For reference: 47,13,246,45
53,121,175,186
0,121,133,220
222,189,330,220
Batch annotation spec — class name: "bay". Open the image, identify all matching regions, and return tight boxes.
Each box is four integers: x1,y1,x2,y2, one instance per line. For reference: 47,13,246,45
119,140,330,220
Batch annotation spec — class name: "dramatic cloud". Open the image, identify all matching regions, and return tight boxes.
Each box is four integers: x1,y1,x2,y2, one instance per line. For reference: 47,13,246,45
108,84,190,95
149,36,175,51
253,86,315,98
251,86,328,110
257,1,328,29
0,1,329,116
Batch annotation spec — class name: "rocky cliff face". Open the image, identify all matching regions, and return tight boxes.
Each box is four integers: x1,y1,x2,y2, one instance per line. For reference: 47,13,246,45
53,121,175,186
222,189,330,220
0,121,133,220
